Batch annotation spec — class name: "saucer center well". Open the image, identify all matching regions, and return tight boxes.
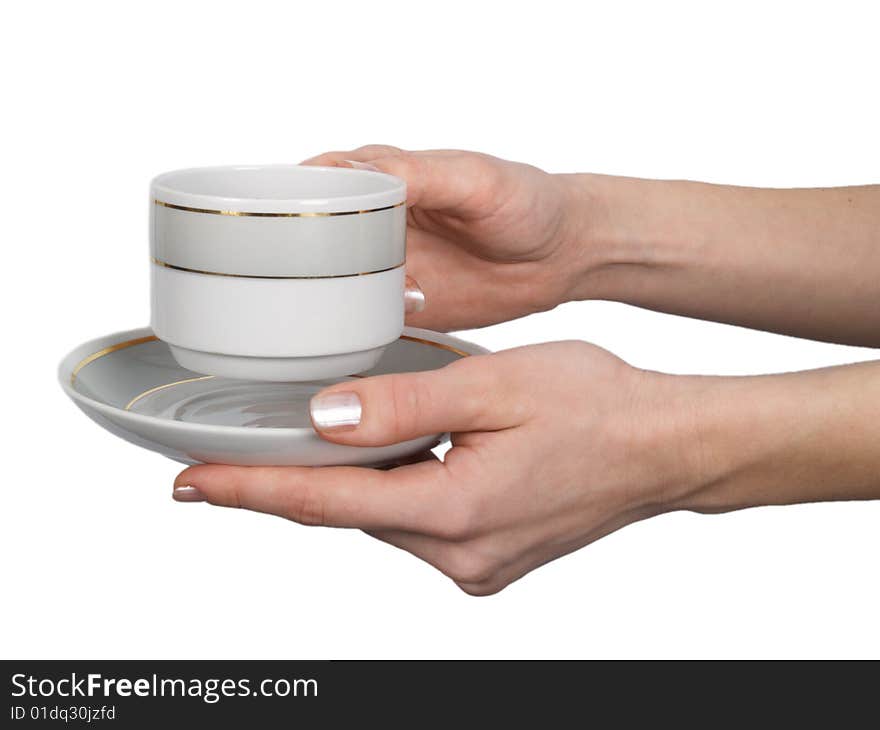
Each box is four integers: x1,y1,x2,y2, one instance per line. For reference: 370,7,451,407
127,377,352,428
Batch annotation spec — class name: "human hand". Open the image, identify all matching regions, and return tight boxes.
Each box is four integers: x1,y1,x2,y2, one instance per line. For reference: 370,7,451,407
172,341,699,595
305,147,880,347
301,145,594,331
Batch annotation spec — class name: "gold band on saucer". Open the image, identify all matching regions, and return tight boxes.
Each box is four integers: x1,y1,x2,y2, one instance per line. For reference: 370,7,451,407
70,333,472,397
399,334,471,358
155,199,405,218
69,335,158,384
124,375,216,411
151,258,405,280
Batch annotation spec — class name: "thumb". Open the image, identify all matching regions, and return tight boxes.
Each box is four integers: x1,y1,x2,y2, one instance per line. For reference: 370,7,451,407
309,354,523,446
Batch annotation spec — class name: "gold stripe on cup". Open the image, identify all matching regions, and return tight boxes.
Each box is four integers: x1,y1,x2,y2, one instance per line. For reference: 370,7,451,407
150,258,405,280
154,199,405,217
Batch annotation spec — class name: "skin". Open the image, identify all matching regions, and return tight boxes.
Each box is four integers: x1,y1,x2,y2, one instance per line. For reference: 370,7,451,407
174,145,880,595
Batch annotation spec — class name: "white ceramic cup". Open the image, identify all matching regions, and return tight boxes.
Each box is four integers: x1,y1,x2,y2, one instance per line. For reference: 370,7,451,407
150,165,407,381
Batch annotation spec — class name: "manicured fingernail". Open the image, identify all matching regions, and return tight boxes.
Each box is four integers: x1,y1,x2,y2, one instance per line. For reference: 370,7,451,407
310,391,362,431
343,159,380,172
173,485,207,502
404,276,426,314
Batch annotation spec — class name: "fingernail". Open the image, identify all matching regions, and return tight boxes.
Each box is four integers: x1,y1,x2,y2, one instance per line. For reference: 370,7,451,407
173,485,207,503
343,159,380,172
310,391,362,432
404,276,426,314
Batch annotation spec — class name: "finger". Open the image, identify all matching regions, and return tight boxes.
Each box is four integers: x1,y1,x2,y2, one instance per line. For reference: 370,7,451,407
303,148,503,214
299,144,404,166
402,225,527,331
173,459,450,532
404,274,426,315
351,150,501,212
308,354,527,446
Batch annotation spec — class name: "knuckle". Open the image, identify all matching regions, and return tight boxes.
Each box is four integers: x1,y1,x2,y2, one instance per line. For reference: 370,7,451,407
222,484,241,509
283,484,326,527
447,356,501,422
223,468,261,509
439,545,498,585
386,374,432,440
355,143,403,158
381,160,417,190
305,151,346,165
455,580,506,597
378,153,423,194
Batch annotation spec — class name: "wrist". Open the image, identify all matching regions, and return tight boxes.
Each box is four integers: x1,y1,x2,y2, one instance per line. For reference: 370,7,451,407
625,370,724,515
627,369,777,516
649,373,742,514
553,172,703,304
656,371,826,515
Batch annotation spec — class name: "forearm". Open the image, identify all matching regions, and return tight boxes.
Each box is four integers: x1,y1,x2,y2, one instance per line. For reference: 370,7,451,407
561,174,880,346
667,360,880,513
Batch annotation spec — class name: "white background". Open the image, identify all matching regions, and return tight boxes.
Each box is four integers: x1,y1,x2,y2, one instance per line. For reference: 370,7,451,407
2,0,878,659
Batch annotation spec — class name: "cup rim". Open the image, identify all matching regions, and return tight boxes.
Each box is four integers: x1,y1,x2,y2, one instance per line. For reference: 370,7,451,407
151,164,406,214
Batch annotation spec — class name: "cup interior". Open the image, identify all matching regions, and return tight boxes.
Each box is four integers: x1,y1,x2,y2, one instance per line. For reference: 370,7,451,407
152,165,404,212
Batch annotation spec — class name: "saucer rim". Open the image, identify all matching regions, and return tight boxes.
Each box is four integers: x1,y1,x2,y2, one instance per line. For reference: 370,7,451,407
59,326,489,439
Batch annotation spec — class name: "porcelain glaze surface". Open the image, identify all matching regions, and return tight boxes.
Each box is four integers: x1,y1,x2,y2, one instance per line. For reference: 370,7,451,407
149,165,408,380
60,327,489,467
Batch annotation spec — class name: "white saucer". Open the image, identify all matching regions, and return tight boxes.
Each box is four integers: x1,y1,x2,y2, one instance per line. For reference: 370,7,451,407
59,327,489,467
